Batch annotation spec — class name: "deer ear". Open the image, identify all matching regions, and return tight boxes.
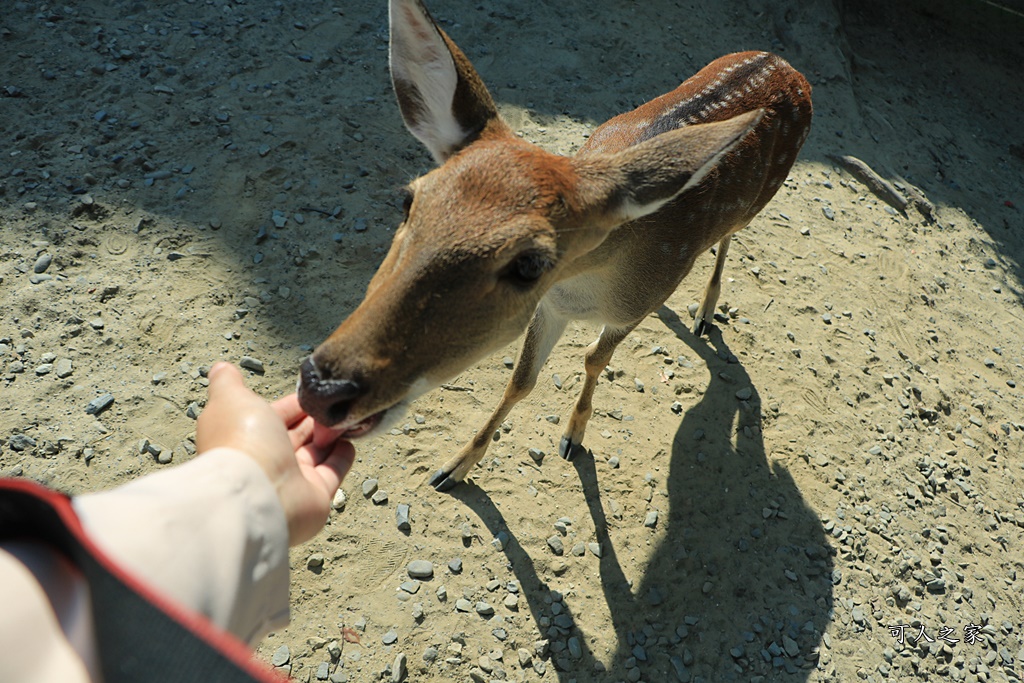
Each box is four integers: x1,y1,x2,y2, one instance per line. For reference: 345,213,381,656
389,0,506,164
572,110,764,226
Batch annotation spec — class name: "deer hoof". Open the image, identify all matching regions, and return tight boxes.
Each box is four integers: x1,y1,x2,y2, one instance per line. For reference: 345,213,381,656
429,469,459,492
559,436,585,460
692,318,711,337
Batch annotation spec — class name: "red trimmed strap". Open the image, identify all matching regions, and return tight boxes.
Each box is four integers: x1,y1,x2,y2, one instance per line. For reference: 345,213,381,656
0,478,285,683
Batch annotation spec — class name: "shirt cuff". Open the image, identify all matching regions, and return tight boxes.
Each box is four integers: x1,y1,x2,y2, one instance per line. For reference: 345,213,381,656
72,447,290,646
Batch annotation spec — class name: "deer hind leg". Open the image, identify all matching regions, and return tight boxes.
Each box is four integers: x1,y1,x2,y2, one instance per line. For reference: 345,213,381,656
559,322,639,461
692,234,735,337
430,305,567,491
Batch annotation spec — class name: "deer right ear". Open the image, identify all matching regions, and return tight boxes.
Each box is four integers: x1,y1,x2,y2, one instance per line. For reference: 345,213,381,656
389,0,507,164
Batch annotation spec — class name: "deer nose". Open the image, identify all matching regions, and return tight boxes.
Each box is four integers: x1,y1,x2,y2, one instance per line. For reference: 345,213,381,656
298,357,364,427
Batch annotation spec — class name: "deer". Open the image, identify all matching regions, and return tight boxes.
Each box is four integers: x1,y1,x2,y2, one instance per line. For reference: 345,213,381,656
297,0,812,491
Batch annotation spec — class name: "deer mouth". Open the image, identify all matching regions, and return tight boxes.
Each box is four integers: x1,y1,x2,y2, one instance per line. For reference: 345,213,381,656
313,410,386,443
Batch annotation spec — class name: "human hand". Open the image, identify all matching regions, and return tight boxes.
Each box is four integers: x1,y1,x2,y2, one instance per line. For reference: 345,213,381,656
196,362,355,545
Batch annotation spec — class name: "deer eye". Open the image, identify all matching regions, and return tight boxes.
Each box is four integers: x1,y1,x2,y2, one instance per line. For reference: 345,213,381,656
505,251,552,287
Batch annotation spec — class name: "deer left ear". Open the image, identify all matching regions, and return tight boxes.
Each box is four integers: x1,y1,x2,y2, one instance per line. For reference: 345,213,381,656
571,110,763,227
389,0,509,164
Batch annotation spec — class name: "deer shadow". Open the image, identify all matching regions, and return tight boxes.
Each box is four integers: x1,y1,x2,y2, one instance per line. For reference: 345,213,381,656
452,306,834,681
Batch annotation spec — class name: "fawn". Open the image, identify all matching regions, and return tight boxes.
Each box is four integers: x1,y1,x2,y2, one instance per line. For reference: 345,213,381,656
298,0,812,490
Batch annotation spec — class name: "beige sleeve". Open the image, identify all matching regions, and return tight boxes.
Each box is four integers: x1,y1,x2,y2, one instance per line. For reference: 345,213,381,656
72,447,291,646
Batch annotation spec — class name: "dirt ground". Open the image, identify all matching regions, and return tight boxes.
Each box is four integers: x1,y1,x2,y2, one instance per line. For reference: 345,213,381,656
2,0,1024,681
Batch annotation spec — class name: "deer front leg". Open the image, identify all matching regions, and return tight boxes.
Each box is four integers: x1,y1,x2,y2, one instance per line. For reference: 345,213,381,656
559,322,639,460
692,235,732,337
430,305,567,491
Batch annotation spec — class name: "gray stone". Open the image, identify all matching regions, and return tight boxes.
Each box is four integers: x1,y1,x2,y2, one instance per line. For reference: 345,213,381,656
407,560,433,579
54,358,73,378
382,629,398,645
8,434,36,451
362,479,378,497
239,356,265,373
396,503,411,531
315,662,330,680
546,535,564,555
475,601,494,616
271,645,290,667
391,653,407,682
644,511,659,528
85,393,114,415
33,254,52,273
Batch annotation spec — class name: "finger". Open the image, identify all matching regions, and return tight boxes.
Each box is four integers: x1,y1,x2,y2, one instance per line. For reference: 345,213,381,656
272,393,307,427
312,441,356,495
286,415,316,451
206,362,247,403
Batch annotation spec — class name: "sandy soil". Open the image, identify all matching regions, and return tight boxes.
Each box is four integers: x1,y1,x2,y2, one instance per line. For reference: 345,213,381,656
2,1,1024,681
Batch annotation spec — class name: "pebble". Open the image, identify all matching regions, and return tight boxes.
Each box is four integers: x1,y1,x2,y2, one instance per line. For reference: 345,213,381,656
331,489,347,511
54,358,73,378
271,645,290,667
35,363,52,376
239,356,265,373
85,393,114,415
475,601,495,616
456,598,472,612
644,511,659,528
448,558,463,573
33,254,52,273
546,535,564,555
8,434,36,451
588,542,603,557
528,447,545,464
371,490,389,505
395,503,411,531
382,629,398,645
407,560,433,579
391,653,407,682
362,479,378,497
315,662,329,680
735,387,753,401
307,553,325,570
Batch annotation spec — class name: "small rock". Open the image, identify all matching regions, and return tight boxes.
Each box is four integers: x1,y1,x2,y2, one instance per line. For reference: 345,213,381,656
239,356,265,374
547,535,564,555
307,553,325,570
391,653,407,682
407,560,433,579
644,511,659,528
475,601,495,616
85,393,114,415
527,447,545,464
35,363,53,376
448,558,463,573
362,479,379,497
271,645,290,667
396,503,411,531
331,489,347,511
382,629,398,645
8,434,36,451
54,358,73,378
735,387,753,401
33,254,53,273
371,490,389,505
